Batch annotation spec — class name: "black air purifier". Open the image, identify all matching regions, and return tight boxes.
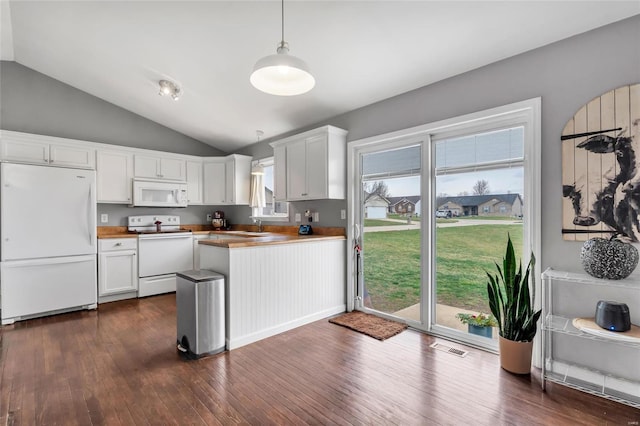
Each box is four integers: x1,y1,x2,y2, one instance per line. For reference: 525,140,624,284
595,301,631,332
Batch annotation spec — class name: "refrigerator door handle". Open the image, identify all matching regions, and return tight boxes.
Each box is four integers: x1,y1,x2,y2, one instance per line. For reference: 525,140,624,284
87,185,93,245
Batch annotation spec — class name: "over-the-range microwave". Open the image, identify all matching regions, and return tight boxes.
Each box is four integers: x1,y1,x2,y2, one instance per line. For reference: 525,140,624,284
132,179,188,207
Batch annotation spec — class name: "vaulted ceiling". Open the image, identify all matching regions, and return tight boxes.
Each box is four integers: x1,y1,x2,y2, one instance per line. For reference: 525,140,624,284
2,1,638,152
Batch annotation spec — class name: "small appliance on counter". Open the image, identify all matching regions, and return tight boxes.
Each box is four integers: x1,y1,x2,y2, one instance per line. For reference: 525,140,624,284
298,224,313,235
212,211,226,230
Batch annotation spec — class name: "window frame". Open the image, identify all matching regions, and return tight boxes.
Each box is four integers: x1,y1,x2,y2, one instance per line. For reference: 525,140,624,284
250,157,290,222
347,97,541,359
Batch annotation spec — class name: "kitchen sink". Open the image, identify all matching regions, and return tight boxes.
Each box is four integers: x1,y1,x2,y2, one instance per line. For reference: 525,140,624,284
214,235,248,240
228,231,275,236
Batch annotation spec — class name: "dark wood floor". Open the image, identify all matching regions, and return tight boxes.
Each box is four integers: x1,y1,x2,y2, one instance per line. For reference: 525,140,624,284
1,294,638,425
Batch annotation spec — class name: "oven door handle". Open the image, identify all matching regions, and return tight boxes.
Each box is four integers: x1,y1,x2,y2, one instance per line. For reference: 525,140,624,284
138,234,193,240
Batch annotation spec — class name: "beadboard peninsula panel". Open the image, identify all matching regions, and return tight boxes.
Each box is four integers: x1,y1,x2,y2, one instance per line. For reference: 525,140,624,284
200,239,346,350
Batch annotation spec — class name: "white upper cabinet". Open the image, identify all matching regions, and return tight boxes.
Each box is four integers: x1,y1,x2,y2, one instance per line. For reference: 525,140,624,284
186,160,203,205
202,155,252,205
134,154,186,181
270,126,347,201
0,130,96,169
203,159,226,205
1,130,256,206
97,150,133,204
273,145,287,202
226,155,252,205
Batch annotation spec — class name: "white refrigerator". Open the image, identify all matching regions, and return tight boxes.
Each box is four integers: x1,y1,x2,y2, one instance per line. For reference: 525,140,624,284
1,163,97,324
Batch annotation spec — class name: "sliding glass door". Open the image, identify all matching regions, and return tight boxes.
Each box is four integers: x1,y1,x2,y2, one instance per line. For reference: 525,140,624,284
430,128,524,348
348,98,540,352
357,144,423,323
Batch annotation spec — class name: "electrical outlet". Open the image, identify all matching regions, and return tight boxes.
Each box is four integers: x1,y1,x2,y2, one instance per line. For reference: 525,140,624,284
341,209,346,220
100,214,108,223
313,212,320,222
206,213,212,221
295,213,301,222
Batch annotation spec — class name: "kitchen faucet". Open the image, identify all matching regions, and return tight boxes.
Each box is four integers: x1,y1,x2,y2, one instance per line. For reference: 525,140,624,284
254,218,263,232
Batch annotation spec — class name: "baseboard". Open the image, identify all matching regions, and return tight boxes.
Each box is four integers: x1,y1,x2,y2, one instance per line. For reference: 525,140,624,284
227,304,346,350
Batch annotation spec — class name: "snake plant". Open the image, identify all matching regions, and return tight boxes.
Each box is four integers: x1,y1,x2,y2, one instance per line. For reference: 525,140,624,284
486,235,541,342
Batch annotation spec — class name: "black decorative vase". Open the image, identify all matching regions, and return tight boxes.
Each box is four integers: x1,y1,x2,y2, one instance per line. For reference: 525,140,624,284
580,237,639,280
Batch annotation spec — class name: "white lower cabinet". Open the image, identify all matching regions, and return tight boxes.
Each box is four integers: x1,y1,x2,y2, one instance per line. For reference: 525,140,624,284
98,238,138,303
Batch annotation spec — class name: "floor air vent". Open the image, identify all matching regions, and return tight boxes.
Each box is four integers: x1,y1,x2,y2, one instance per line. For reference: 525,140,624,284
430,342,468,358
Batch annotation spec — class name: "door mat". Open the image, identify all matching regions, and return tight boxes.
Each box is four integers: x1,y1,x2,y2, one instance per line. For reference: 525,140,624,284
329,311,407,340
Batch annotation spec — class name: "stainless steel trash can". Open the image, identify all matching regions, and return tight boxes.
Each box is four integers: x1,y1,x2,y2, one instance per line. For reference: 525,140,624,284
176,269,225,358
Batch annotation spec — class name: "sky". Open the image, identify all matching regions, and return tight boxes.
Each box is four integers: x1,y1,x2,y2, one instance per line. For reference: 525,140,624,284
379,167,524,197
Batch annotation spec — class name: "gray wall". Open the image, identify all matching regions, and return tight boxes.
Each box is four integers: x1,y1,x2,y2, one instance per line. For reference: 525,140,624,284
225,199,348,229
97,205,213,227
234,15,640,274
0,61,223,157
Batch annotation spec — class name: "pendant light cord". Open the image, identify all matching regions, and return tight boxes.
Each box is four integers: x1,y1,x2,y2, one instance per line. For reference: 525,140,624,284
281,0,285,44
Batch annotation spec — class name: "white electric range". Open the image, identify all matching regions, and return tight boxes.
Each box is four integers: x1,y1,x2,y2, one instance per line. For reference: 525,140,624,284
128,215,193,297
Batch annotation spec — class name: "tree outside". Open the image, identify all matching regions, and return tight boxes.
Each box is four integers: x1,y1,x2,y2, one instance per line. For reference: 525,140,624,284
473,179,490,195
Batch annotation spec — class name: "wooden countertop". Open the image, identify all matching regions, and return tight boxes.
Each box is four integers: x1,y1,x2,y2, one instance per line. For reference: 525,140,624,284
98,225,346,247
198,233,345,248
97,227,137,239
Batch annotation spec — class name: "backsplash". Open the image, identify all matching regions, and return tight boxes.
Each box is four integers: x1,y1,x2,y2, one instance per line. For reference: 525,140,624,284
97,200,348,229
97,204,214,226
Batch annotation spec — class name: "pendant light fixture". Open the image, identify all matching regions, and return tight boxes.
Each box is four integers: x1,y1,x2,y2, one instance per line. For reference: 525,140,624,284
250,0,315,96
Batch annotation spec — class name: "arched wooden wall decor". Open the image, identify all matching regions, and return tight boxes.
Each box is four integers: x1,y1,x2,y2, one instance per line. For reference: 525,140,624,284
562,83,640,242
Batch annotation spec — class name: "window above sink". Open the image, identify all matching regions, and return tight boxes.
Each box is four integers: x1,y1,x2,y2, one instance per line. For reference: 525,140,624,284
250,157,289,222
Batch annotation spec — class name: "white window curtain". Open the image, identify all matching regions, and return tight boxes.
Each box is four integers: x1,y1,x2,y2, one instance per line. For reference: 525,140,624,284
249,170,266,209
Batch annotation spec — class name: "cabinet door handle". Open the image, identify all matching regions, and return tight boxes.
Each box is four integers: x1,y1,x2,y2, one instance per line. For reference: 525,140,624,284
115,242,122,246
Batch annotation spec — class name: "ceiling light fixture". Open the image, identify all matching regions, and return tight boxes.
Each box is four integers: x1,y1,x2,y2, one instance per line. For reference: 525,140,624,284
250,0,315,96
158,80,181,101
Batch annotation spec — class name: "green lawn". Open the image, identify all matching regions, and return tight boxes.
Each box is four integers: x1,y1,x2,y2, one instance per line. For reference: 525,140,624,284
456,215,522,221
364,219,407,227
362,224,523,314
435,218,458,224
388,213,421,222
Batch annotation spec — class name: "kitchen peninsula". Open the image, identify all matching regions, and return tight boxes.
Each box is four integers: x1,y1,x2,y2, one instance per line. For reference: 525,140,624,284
199,229,346,350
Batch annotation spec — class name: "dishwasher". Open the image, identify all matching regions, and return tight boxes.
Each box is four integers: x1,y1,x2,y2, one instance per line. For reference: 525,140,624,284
176,269,226,358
